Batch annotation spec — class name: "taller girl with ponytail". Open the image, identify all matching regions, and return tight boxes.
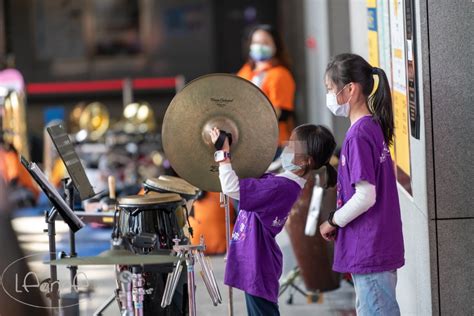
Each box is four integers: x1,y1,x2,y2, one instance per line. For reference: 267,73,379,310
320,53,404,316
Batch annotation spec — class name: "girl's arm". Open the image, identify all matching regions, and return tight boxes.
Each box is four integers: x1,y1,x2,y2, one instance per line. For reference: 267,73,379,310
333,181,376,227
219,164,240,200
210,127,240,199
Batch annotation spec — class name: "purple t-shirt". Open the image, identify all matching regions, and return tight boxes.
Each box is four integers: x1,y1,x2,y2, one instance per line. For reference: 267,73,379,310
224,173,302,303
333,116,405,274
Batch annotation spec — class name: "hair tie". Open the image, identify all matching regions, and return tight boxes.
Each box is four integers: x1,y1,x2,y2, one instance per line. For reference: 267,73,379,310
372,67,378,75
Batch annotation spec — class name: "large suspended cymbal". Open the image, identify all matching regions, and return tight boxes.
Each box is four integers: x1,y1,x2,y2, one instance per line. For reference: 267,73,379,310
162,74,278,192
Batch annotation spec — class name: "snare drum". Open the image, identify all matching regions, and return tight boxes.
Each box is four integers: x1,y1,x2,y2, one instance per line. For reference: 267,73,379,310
118,194,185,251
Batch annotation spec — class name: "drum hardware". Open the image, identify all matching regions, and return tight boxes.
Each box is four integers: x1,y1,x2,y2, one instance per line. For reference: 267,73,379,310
95,270,134,316
161,237,222,316
131,232,157,250
131,267,146,316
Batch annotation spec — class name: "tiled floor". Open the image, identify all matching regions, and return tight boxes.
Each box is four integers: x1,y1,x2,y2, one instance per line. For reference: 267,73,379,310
10,214,356,315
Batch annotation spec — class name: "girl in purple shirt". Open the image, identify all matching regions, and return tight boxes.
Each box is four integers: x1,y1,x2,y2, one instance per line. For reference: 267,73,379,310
210,124,337,316
320,54,405,316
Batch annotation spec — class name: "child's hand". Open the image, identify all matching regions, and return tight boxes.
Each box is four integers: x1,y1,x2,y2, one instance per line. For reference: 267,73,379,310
209,127,230,152
320,221,337,241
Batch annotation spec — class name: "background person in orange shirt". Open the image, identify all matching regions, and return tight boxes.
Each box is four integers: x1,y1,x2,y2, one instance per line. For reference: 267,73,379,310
237,24,296,156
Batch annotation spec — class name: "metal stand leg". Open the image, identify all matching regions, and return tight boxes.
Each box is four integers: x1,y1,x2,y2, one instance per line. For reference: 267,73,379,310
46,208,60,311
220,194,234,316
186,254,196,316
93,294,116,316
161,238,222,315
63,179,79,315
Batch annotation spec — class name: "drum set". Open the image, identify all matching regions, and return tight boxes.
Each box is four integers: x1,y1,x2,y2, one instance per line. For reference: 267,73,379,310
48,74,280,315
53,175,220,316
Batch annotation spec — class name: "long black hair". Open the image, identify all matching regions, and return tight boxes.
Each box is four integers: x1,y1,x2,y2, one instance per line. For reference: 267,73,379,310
294,124,337,187
245,24,291,70
325,53,394,146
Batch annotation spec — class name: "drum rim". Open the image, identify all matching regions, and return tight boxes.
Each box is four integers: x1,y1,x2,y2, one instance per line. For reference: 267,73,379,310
117,193,183,206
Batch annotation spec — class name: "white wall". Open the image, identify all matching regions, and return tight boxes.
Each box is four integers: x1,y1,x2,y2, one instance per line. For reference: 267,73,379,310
348,0,369,59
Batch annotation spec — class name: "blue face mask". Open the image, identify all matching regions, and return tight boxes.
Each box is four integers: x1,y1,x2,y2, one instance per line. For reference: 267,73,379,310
249,44,274,62
281,148,302,172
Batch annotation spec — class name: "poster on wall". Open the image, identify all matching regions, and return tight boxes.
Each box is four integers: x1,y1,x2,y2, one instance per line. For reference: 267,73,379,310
367,0,379,67
367,0,413,194
389,0,412,194
377,0,392,83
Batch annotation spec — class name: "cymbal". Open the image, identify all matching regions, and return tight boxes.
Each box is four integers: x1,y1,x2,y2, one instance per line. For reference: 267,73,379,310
49,248,177,266
162,74,278,192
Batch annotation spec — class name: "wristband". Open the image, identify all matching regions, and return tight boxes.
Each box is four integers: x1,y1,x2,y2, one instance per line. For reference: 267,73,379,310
328,210,339,228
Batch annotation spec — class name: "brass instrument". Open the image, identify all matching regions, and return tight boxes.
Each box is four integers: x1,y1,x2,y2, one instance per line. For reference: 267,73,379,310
70,101,110,142
122,101,156,133
79,102,110,141
2,91,30,160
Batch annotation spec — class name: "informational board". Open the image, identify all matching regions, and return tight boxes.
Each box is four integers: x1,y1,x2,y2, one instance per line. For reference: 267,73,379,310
389,0,412,194
367,0,413,194
367,0,379,67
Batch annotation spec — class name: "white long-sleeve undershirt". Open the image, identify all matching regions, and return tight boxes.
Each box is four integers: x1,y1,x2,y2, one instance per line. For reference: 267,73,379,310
218,164,241,200
333,181,376,227
218,163,306,201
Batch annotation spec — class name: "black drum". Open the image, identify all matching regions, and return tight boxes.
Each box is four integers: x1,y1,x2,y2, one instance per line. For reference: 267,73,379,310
118,194,186,251
116,193,188,316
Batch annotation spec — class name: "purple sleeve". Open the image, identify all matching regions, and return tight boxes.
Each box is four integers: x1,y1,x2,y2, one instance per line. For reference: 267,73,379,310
347,136,376,187
239,175,279,212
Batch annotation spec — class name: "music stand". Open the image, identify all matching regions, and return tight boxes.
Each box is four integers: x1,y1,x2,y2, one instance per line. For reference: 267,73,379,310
46,123,96,201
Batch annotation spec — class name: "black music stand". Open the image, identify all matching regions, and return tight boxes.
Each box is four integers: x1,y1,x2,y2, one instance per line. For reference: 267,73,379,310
21,123,97,314
20,157,86,313
46,124,99,314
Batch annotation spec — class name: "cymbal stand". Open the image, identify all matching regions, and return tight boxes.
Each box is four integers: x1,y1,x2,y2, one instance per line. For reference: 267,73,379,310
110,269,134,316
161,237,221,316
220,193,234,316
131,266,145,316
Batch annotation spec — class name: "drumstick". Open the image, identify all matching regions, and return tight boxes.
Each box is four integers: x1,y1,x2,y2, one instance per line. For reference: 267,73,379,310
108,176,116,199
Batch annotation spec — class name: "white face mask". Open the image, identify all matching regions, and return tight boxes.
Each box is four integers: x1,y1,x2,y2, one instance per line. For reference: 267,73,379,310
280,147,302,172
326,84,351,117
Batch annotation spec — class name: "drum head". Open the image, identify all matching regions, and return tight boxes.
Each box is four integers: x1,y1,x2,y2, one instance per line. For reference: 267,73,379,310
118,193,182,208
144,177,198,196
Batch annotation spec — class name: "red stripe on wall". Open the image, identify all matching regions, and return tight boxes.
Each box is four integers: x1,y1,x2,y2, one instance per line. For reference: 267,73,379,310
26,77,178,95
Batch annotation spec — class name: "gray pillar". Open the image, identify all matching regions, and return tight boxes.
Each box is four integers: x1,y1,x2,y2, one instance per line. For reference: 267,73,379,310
422,1,474,315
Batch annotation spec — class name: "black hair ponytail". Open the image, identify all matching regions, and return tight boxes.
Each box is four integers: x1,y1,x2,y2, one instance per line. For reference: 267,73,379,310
369,67,394,146
324,162,337,188
294,124,337,188
326,54,394,146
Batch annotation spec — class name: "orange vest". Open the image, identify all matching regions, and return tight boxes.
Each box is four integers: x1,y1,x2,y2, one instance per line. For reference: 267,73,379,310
237,63,296,145
188,192,235,255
